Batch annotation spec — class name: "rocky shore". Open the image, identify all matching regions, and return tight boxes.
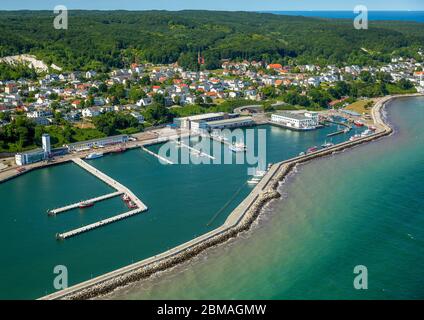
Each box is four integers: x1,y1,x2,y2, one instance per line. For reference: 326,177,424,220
40,94,411,300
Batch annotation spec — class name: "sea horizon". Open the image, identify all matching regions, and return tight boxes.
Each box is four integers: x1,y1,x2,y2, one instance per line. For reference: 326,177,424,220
264,10,424,23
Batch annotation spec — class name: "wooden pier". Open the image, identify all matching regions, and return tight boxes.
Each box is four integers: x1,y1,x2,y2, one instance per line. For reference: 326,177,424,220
48,191,123,215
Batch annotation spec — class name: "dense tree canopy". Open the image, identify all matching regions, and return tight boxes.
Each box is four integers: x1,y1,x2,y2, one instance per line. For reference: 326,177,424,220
0,11,423,71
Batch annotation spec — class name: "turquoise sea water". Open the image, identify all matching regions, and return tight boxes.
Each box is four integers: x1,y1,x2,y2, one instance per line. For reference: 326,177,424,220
266,11,424,23
108,97,424,300
0,120,363,299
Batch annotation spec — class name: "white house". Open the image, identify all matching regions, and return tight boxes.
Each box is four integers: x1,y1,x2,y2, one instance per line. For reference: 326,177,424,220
136,97,153,107
82,107,101,118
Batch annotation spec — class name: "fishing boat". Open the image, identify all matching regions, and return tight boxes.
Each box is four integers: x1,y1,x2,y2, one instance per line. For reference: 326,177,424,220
306,146,319,154
229,142,247,153
110,147,127,154
354,120,365,127
78,201,94,209
126,200,138,209
85,152,104,160
299,152,306,156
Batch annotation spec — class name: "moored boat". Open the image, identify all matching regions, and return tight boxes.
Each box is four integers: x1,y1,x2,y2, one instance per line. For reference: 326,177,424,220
229,142,247,153
85,152,104,160
110,147,127,154
247,177,261,185
78,201,94,209
349,134,361,141
321,142,335,148
126,200,138,209
306,146,319,154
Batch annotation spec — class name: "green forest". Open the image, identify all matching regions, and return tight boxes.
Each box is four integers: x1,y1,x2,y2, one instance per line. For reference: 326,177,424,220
0,10,423,71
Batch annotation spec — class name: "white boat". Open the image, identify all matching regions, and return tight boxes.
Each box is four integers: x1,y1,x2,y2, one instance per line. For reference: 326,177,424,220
349,134,361,142
254,170,267,178
321,142,335,148
229,142,247,153
247,177,261,185
85,152,104,160
361,129,372,137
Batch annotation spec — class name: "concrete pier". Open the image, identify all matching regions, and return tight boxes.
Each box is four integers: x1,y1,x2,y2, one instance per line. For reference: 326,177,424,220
174,140,215,160
141,146,174,165
48,191,123,215
56,208,143,240
71,158,147,211
52,158,149,241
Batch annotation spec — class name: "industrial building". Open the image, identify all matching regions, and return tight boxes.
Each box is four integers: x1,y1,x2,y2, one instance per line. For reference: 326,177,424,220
15,133,51,166
64,134,129,152
173,112,251,132
206,117,254,131
173,112,226,130
271,111,319,131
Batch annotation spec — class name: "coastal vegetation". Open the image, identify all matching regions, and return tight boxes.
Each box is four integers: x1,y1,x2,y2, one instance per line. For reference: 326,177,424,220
0,11,423,71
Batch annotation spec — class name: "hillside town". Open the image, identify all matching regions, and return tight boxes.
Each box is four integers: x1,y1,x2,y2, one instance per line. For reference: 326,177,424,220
0,51,423,152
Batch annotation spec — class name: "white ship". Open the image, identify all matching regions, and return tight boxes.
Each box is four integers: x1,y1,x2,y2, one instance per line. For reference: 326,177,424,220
229,142,247,153
85,152,104,160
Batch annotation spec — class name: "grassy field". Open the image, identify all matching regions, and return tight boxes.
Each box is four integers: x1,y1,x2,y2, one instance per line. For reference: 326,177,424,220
345,99,374,114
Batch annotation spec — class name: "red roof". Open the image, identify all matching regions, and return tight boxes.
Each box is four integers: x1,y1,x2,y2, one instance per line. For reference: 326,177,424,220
268,64,283,70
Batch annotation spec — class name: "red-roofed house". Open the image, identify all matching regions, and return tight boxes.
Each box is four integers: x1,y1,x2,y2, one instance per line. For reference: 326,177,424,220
267,64,283,70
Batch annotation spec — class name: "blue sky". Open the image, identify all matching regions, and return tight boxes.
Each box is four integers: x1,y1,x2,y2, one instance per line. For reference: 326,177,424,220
1,0,423,11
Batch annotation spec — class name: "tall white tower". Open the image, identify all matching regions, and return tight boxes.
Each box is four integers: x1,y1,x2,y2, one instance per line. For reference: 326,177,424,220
42,134,51,156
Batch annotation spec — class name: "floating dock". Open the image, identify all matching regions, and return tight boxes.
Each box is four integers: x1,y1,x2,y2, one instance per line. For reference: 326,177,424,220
56,208,143,240
202,134,232,146
53,158,148,240
174,140,215,160
48,191,123,215
141,146,174,164
71,158,147,211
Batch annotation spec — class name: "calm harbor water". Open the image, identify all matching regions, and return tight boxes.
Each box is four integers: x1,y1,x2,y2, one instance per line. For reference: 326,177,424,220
0,118,380,299
0,117,384,299
107,97,424,300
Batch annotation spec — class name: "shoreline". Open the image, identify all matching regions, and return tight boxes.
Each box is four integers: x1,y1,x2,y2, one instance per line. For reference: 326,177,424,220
35,93,420,300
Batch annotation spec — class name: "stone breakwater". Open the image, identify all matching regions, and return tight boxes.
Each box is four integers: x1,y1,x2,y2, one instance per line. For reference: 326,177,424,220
40,94,408,300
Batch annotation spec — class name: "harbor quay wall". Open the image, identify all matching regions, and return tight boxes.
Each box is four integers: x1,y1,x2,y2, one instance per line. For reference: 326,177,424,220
39,95,398,300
